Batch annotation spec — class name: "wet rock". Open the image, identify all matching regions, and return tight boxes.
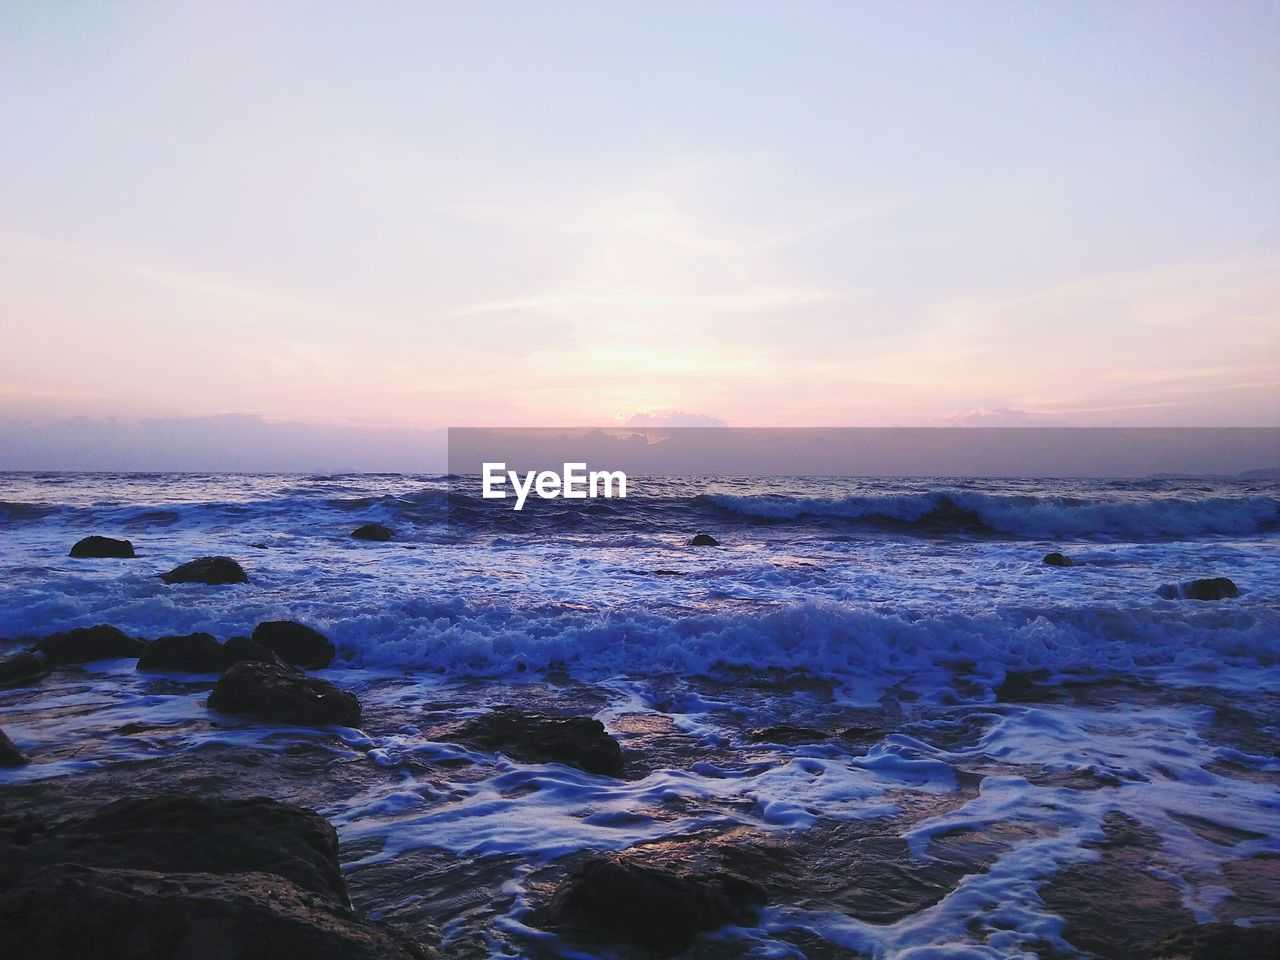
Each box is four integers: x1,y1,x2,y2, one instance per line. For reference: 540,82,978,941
1024,767,1124,790
208,662,361,727
1158,577,1239,601
7,794,349,903
0,808,49,848
342,844,502,957
0,650,51,686
34,624,147,664
137,633,226,673
1217,853,1280,921
135,634,285,673
1168,812,1267,847
252,620,336,669
689,533,720,546
719,828,999,924
160,555,249,585
1042,551,1073,567
748,724,830,744
0,726,27,767
0,863,431,960
1040,812,1194,958
69,535,135,559
1151,922,1280,959
351,523,393,541
534,857,765,954
445,707,622,775
837,725,886,745
994,668,1053,702
222,635,289,667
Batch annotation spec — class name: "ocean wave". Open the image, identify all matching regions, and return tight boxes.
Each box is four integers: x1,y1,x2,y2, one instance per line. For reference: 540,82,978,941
329,599,1280,687
6,586,1274,695
0,501,61,522
699,491,1280,540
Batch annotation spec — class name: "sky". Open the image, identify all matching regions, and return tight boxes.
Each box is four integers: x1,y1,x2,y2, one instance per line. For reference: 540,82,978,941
1,1,1278,468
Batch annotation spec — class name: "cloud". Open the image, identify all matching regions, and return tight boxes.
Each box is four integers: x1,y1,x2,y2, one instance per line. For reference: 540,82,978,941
929,407,1066,427
620,410,728,428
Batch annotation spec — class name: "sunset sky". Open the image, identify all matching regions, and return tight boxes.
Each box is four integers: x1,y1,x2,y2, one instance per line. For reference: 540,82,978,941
1,1,1277,466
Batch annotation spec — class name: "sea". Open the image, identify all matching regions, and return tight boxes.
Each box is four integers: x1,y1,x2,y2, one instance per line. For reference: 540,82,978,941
1,472,1278,958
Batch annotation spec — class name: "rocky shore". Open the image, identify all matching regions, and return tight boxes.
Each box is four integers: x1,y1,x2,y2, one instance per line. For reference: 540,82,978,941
2,601,1280,960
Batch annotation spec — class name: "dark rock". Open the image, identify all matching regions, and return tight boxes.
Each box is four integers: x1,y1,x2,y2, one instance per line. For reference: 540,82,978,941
160,555,249,585
837,725,885,745
69,535,135,559
351,523,393,541
0,726,27,767
534,857,765,954
994,668,1054,702
1150,922,1280,959
0,650,51,686
134,634,284,673
748,725,830,744
137,633,226,673
7,794,349,903
252,620,336,668
1043,551,1073,567
689,533,720,546
0,808,49,848
34,624,147,664
0,863,431,960
208,662,361,727
223,635,289,667
445,707,622,775
1158,577,1239,601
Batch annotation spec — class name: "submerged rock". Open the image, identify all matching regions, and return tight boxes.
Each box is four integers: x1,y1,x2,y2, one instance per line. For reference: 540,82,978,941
1158,577,1239,601
208,662,361,727
351,523,393,541
689,533,720,546
0,726,27,767
534,857,765,954
446,707,622,775
68,535,135,559
1043,551,1073,567
0,650,51,686
1040,812,1194,958
252,620,336,668
1151,923,1280,960
159,555,249,585
34,625,147,664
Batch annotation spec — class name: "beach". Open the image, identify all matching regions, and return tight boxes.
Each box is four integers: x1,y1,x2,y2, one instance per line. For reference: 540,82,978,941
1,472,1278,958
